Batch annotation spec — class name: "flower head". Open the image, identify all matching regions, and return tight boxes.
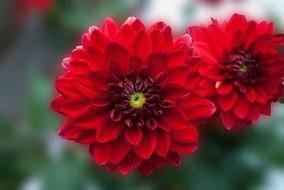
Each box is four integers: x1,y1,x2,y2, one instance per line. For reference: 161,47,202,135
187,14,284,130
51,17,216,175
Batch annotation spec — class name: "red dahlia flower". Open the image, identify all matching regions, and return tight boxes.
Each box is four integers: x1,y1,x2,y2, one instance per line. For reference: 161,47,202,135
14,0,53,21
51,17,216,175
187,14,284,130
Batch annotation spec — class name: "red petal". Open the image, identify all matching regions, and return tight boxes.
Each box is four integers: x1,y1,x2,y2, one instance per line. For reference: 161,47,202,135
117,23,135,48
85,26,110,50
216,82,233,94
150,22,173,52
105,42,130,74
102,17,118,40
88,47,107,71
133,129,157,159
220,111,236,130
145,53,168,77
109,136,131,164
129,56,142,72
157,118,171,132
164,108,188,129
124,17,144,32
55,76,76,97
96,119,123,143
171,124,198,143
125,127,143,145
59,119,81,141
166,66,188,84
89,71,112,91
246,87,256,103
132,30,152,60
73,107,109,129
161,84,188,102
247,104,261,122
167,152,181,167
254,87,267,104
116,152,142,175
155,130,170,157
232,96,250,119
218,90,238,111
179,95,216,120
261,104,271,116
91,143,112,165
77,129,96,144
170,142,197,154
138,155,164,176
51,95,65,114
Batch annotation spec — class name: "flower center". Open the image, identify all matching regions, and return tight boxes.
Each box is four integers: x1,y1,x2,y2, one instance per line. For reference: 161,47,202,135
222,50,263,85
130,92,146,108
108,72,164,128
239,64,248,73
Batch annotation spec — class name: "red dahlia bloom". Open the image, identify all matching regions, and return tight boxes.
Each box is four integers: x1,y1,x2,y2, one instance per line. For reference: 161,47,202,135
51,17,216,175
14,0,53,21
187,14,284,130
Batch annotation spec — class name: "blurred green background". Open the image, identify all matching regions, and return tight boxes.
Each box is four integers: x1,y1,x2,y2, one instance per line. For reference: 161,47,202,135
1,0,284,190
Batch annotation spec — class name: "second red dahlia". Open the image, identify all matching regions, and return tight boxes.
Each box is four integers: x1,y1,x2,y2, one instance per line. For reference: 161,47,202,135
187,14,284,130
51,17,216,175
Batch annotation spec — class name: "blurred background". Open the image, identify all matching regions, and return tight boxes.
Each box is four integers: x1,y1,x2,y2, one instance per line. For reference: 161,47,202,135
1,0,284,189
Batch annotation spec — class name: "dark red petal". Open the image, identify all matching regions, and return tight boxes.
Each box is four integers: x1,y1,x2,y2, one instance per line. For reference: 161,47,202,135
105,42,130,74
116,152,142,175
155,130,170,157
179,95,216,120
216,82,233,94
51,95,65,114
133,129,157,159
129,56,142,72
125,127,143,145
59,119,81,141
62,98,90,118
170,142,197,154
102,17,118,40
77,129,97,144
157,118,171,132
246,87,256,103
145,118,158,130
167,152,181,167
89,71,112,91
91,143,112,165
247,104,261,122
73,107,109,129
171,124,198,143
232,96,250,119
167,66,188,84
117,23,135,48
84,26,110,50
55,75,76,97
272,34,284,46
96,119,123,143
124,17,145,32
261,104,271,116
88,47,107,71
109,135,131,164
218,90,239,111
254,87,267,104
145,53,168,77
164,108,188,130
161,85,188,102
220,111,236,130
132,29,152,60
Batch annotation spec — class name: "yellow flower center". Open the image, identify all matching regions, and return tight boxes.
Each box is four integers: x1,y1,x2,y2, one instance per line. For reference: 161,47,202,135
130,92,146,108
